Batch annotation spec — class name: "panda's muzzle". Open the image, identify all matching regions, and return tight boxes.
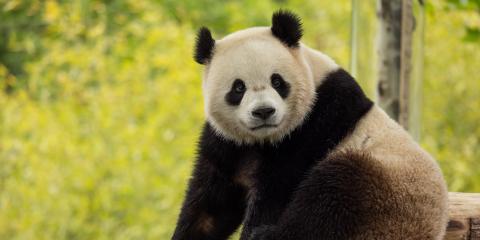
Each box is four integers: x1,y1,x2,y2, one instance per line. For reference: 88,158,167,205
250,124,279,131
251,107,276,120
248,106,280,130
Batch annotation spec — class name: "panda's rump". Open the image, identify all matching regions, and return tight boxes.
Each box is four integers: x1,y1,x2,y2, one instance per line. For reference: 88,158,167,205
317,106,448,239
310,150,446,240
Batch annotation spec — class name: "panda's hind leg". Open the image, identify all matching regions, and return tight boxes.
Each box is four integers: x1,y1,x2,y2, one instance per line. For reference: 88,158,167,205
250,151,400,240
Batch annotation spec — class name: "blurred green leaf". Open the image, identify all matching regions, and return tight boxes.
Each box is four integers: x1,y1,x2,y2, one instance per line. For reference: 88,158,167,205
463,26,480,41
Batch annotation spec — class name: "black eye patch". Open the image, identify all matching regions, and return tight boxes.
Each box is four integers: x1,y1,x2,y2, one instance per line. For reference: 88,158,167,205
271,73,290,99
225,79,246,106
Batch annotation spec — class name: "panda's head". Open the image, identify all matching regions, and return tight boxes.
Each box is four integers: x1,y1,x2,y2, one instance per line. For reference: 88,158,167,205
195,11,334,144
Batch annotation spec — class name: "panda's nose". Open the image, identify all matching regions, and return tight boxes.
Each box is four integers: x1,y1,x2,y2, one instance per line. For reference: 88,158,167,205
252,107,276,120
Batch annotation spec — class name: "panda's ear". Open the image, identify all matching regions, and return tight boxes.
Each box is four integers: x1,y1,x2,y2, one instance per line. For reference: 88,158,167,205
194,27,216,64
271,10,303,48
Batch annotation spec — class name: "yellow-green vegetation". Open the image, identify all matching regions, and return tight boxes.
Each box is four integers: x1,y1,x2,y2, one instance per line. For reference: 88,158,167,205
0,0,479,239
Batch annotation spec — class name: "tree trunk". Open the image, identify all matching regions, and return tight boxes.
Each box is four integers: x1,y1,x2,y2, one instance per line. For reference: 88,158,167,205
376,0,416,131
376,0,402,121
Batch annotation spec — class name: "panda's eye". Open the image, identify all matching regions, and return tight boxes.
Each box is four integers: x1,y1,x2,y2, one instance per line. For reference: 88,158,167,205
271,73,284,88
225,79,246,106
233,79,246,93
272,78,282,88
270,73,290,99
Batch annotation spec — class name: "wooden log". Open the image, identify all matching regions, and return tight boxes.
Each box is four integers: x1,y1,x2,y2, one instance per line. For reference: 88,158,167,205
445,192,480,240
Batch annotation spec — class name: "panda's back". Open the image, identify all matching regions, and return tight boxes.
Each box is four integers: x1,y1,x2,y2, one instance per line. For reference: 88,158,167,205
330,105,449,239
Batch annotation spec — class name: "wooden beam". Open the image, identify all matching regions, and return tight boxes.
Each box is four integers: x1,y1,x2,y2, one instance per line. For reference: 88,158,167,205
445,192,480,240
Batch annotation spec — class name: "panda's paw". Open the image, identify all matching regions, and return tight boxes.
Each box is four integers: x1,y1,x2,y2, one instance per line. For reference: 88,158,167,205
249,225,278,240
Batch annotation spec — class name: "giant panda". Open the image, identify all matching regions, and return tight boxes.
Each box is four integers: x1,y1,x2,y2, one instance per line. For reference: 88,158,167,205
172,10,448,240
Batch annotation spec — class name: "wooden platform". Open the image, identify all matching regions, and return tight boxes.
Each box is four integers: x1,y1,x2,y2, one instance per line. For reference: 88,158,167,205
445,192,480,240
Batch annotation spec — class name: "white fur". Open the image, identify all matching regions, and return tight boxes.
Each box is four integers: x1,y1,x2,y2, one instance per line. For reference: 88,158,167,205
237,88,286,133
202,27,339,144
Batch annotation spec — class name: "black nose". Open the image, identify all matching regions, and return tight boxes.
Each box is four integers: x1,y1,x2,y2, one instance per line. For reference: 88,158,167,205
252,107,276,120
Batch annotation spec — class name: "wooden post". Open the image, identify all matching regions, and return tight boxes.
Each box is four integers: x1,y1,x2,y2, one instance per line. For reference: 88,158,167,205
399,0,414,130
376,0,415,129
445,192,480,240
377,0,402,121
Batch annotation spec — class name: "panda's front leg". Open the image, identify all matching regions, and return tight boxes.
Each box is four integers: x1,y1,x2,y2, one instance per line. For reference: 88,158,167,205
171,154,248,240
249,225,278,240
249,152,389,240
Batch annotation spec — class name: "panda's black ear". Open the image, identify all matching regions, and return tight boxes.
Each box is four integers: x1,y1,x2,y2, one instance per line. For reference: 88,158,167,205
271,10,303,48
194,27,215,64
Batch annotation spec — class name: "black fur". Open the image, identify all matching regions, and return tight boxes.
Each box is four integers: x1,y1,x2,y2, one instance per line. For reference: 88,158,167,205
249,225,278,240
194,27,215,64
271,73,290,99
225,79,246,106
260,151,391,240
271,10,303,48
171,124,248,240
172,69,374,240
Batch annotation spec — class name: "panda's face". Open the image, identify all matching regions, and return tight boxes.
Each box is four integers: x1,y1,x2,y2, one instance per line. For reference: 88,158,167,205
202,28,316,144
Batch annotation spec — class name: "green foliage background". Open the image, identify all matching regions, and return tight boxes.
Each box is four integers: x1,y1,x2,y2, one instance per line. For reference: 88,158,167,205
0,0,479,239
